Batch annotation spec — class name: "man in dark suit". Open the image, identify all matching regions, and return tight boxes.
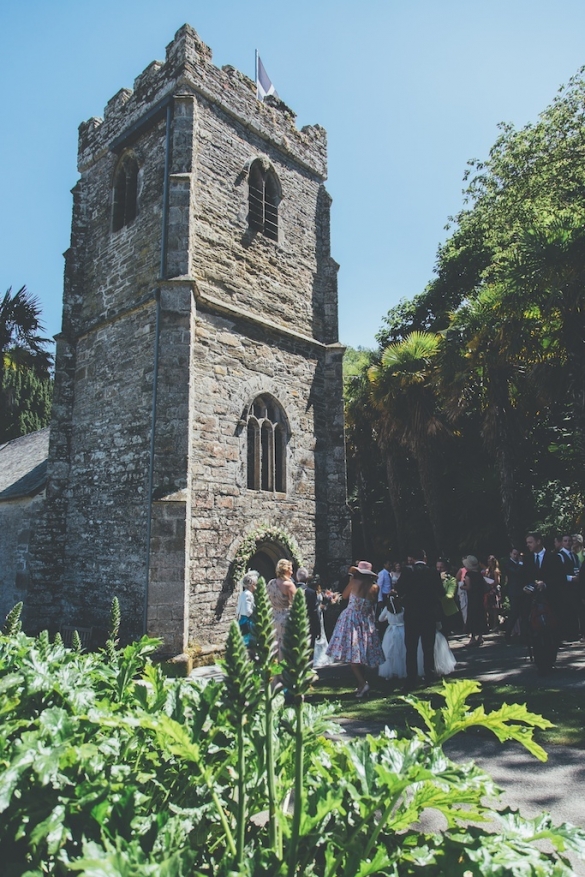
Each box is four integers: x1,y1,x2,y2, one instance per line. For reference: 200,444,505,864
556,534,581,641
396,548,443,689
524,532,564,672
502,547,524,642
296,567,320,652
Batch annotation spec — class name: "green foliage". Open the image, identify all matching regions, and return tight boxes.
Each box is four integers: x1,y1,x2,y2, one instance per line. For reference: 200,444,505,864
71,630,82,653
1,603,584,876
1,366,52,443
351,69,585,554
230,525,303,586
0,285,53,444
2,601,23,635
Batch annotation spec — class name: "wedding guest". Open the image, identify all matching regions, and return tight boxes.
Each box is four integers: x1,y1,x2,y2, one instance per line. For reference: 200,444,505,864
436,558,460,636
378,592,456,680
236,570,259,648
461,555,487,647
327,561,384,697
267,559,297,659
399,549,443,690
296,566,320,652
502,547,525,642
556,535,581,641
483,555,502,630
523,532,564,673
572,534,584,567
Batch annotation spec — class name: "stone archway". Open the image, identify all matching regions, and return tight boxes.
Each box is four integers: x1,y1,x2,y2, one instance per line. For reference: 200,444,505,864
248,539,295,582
229,525,303,588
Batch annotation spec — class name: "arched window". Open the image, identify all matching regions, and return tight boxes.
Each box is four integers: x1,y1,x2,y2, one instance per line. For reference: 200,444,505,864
246,395,287,493
112,153,139,231
248,160,279,241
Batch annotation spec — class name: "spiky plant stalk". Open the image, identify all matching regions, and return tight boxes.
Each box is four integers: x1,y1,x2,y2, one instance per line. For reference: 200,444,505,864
281,589,316,877
109,597,121,642
53,631,63,647
71,630,82,652
37,629,50,659
253,578,280,856
3,602,23,636
106,597,121,665
223,621,258,867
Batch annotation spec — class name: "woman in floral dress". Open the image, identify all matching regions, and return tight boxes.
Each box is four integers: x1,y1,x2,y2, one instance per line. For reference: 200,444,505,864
267,558,297,659
327,561,385,697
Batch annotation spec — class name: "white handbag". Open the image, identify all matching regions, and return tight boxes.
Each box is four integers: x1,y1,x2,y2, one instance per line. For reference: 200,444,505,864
312,610,333,668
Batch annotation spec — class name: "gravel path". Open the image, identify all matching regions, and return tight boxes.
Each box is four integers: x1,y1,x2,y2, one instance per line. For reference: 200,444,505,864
339,633,585,872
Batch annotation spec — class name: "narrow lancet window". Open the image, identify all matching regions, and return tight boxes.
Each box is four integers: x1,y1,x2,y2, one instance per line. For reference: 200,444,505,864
246,395,287,493
112,154,139,231
248,160,280,241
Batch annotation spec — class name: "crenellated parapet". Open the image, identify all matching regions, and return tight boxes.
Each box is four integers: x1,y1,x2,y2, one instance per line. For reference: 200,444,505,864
78,24,327,178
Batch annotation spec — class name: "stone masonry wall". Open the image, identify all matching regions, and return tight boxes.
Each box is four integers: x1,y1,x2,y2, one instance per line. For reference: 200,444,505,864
27,23,350,649
192,96,332,341
185,306,343,650
57,304,155,636
0,495,45,622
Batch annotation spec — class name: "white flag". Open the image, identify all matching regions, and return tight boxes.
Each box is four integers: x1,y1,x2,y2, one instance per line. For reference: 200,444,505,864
256,53,278,101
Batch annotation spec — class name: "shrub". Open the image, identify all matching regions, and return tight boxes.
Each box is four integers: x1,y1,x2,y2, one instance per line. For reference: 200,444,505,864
1,592,584,875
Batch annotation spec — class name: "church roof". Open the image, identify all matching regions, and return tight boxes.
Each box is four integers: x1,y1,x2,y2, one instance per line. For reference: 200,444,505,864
0,427,50,501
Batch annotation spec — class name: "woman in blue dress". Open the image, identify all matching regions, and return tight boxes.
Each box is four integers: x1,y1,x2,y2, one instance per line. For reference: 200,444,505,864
327,561,385,697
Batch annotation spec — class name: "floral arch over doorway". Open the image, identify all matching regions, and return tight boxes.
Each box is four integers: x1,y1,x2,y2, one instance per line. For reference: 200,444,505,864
230,524,303,586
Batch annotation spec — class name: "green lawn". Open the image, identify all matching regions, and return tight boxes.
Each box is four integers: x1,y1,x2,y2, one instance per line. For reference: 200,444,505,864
307,669,585,748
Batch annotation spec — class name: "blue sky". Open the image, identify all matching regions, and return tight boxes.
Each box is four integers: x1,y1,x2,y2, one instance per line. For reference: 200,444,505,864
2,0,585,350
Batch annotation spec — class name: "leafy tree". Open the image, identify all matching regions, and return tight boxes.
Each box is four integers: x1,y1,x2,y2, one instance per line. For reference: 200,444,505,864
0,286,53,443
368,332,451,553
351,68,585,556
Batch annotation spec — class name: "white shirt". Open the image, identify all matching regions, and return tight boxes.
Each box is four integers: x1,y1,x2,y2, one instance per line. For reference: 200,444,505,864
377,568,392,601
559,547,576,581
236,589,255,619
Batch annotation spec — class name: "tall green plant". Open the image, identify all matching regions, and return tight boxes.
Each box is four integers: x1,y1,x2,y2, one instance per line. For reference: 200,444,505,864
1,600,585,875
253,577,281,855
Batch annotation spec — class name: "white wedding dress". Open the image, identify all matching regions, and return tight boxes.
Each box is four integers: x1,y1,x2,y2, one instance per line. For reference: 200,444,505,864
378,606,456,678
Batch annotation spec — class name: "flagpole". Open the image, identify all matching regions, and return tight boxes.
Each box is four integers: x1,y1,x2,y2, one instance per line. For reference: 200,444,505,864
255,49,258,99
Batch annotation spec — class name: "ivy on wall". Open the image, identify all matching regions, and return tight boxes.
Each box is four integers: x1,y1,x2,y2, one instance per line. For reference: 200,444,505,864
230,525,304,585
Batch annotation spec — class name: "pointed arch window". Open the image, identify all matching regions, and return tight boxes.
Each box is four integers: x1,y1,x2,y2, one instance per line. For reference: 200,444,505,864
112,153,139,231
246,395,287,493
248,160,279,241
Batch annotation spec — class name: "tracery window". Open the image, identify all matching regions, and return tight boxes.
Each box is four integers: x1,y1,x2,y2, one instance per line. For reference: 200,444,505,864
246,395,287,492
112,153,139,231
248,160,279,241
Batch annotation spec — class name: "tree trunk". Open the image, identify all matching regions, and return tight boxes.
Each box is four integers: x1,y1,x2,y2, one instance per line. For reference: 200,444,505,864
414,443,445,556
384,449,406,558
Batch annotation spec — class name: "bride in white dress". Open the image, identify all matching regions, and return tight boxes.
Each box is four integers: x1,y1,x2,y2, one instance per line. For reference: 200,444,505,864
378,599,456,679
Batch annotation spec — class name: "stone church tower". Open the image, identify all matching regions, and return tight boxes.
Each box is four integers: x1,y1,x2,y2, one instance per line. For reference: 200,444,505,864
28,25,350,654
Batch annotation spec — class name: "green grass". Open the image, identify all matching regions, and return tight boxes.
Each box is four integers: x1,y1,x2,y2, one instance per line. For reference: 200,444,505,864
307,669,585,748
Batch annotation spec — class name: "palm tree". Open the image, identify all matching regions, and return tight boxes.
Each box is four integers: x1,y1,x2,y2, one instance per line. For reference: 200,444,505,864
509,217,585,484
368,332,450,554
0,286,52,436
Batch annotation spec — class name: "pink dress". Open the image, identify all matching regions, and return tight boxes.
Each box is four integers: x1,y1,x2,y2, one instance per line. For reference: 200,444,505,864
267,578,295,658
327,593,385,667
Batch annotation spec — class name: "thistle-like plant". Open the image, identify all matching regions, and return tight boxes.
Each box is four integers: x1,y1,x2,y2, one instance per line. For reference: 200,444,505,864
223,621,259,867
3,601,23,636
252,578,280,854
37,629,50,659
281,589,317,877
105,597,121,665
71,630,82,652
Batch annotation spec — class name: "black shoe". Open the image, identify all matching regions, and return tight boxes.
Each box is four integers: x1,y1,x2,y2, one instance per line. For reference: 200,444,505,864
402,679,418,693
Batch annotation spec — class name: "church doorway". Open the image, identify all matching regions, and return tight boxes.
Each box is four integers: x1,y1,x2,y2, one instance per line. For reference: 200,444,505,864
248,541,294,583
